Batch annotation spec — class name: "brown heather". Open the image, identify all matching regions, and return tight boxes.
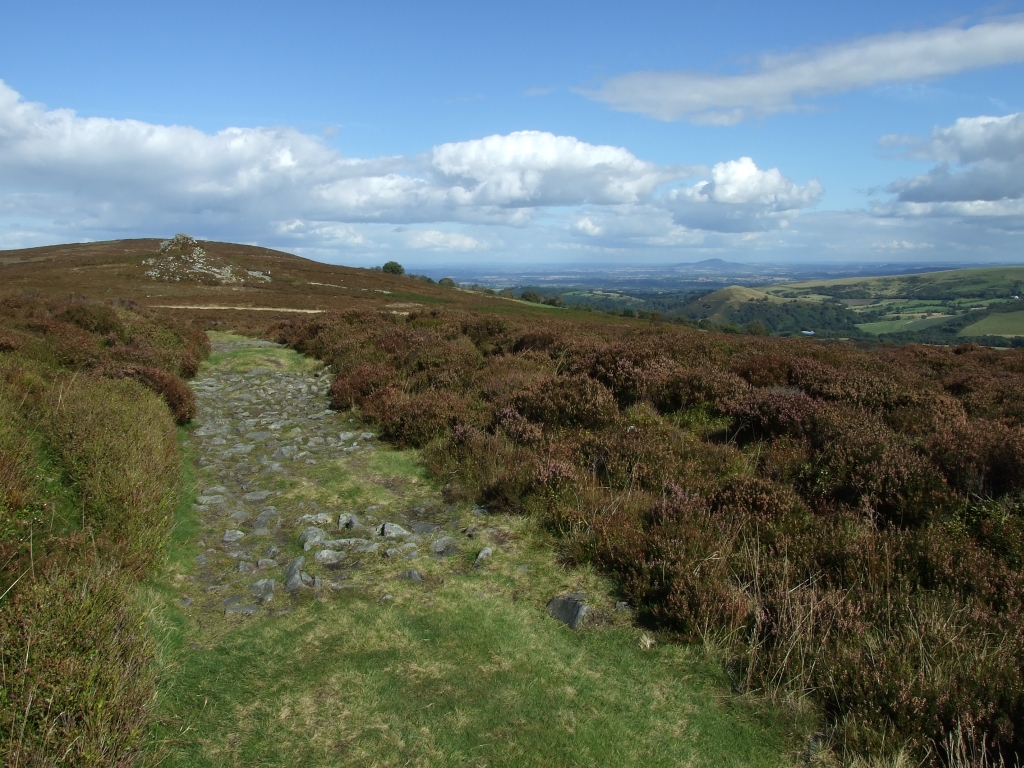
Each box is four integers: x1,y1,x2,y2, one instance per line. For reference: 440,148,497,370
0,295,206,765
274,307,1024,766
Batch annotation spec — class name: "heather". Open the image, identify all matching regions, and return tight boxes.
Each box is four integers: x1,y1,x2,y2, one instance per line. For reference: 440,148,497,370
0,295,206,765
276,308,1024,765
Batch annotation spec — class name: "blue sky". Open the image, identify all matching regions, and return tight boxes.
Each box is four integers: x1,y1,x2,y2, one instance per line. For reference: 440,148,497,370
2,0,1024,268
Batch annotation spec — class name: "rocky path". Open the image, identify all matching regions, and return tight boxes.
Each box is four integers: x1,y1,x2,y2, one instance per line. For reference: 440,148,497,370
155,334,794,767
181,335,473,617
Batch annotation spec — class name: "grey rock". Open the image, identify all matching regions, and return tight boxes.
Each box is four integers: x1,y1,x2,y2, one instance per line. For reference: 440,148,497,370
354,542,381,554
225,603,260,615
472,506,488,516
296,512,333,526
272,445,297,459
359,432,376,440
319,538,370,550
300,571,315,587
384,548,401,558
338,431,357,440
299,526,326,550
547,594,589,630
405,550,420,559
202,485,229,494
380,593,394,602
180,596,193,607
411,523,440,534
430,537,458,556
315,549,346,566
257,558,277,569
615,601,632,612
400,569,423,583
222,529,245,543
245,431,273,441
242,490,270,503
378,522,410,538
194,553,207,566
251,579,275,603
238,561,255,574
196,494,227,505
283,557,306,592
227,510,251,523
475,547,493,566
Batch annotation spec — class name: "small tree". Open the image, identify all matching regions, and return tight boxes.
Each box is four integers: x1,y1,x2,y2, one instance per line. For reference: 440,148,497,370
382,261,405,275
521,290,543,303
439,278,456,288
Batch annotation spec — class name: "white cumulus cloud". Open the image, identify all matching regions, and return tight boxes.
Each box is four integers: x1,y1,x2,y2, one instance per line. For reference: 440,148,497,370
584,19,1024,124
881,113,1024,217
662,158,822,232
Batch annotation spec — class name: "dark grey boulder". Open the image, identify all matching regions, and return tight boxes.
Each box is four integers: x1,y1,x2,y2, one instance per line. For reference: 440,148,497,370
378,522,410,538
299,526,326,550
547,594,589,630
430,536,458,555
283,557,306,592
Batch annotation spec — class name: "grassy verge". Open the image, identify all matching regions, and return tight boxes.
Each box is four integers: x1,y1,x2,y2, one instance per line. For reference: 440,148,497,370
0,297,208,766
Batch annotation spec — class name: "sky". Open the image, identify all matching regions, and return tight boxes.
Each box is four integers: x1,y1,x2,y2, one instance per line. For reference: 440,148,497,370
2,0,1024,269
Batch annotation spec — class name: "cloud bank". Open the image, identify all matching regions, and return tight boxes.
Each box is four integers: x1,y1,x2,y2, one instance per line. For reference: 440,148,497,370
1,80,1019,266
0,80,828,260
880,112,1024,219
584,19,1024,124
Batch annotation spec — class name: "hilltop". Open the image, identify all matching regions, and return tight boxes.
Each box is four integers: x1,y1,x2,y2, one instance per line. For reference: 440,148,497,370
0,235,546,319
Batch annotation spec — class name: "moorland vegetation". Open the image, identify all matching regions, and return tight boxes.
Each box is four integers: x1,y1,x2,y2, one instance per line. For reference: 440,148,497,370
0,295,207,765
273,306,1024,766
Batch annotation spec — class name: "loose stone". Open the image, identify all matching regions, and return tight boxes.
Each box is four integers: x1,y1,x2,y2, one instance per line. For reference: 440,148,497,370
283,557,306,592
547,594,589,630
251,579,276,603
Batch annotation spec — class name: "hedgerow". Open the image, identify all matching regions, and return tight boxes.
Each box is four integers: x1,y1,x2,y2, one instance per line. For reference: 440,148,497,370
275,306,1024,765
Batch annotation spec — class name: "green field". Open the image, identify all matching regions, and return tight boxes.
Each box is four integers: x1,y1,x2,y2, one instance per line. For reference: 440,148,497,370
959,309,1024,337
856,314,955,335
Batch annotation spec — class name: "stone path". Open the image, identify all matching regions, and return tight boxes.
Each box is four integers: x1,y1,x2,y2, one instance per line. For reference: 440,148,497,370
182,336,480,616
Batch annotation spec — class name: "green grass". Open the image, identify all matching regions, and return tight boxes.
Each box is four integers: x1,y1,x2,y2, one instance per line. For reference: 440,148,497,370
959,309,1024,337
204,331,324,374
144,340,803,767
856,314,955,334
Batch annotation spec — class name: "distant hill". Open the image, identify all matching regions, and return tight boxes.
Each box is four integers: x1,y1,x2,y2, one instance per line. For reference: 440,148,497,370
757,266,1024,343
681,284,865,337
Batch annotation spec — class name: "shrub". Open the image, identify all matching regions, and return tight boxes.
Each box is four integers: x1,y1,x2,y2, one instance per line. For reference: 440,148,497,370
330,363,398,410
513,375,618,430
382,260,405,275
